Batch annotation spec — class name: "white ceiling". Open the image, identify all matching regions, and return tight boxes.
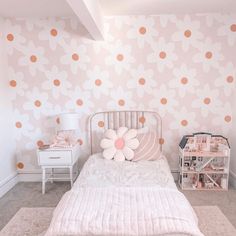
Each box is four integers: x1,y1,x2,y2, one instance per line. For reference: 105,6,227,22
0,0,74,17
100,0,236,15
0,0,235,17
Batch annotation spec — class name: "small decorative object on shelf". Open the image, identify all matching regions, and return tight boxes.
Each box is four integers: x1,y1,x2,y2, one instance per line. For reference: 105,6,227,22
179,132,230,191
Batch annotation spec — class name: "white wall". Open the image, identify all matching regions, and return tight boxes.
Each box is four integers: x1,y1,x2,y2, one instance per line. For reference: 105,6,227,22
0,17,18,198
230,92,236,188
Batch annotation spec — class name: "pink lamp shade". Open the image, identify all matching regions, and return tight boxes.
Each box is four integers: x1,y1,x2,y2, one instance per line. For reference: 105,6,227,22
58,113,79,131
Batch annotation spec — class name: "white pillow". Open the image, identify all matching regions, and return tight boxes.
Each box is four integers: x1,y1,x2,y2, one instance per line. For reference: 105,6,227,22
100,127,140,161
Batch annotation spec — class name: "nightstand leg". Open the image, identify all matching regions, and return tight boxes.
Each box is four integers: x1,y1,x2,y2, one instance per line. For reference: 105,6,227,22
42,168,46,194
50,168,54,183
69,166,73,188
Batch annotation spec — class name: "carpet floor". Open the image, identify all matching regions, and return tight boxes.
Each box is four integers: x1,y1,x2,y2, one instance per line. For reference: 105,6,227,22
1,206,236,236
0,182,236,231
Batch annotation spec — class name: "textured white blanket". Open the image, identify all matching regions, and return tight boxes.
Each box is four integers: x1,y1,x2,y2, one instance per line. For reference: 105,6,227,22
45,187,203,236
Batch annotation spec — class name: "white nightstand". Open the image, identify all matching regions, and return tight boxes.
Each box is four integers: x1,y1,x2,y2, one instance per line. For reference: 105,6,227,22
37,144,80,194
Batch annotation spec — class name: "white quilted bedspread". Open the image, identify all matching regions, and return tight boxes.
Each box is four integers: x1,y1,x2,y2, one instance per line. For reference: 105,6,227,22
75,153,177,189
45,154,204,236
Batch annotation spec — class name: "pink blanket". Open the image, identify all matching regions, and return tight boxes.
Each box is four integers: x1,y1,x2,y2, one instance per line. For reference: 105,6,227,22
45,187,203,236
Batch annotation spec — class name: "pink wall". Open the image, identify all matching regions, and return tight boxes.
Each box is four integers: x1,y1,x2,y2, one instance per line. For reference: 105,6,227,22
3,14,236,172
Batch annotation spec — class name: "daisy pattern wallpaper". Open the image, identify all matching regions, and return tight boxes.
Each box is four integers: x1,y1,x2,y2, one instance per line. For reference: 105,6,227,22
2,14,236,172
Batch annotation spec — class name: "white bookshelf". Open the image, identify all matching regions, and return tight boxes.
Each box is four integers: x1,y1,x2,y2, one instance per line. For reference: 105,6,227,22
179,133,230,191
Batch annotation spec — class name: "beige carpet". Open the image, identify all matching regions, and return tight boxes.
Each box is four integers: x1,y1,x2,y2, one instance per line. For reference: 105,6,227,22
0,206,236,236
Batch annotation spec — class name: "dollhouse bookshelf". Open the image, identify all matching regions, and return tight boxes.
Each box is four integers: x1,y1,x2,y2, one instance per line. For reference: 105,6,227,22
179,132,230,191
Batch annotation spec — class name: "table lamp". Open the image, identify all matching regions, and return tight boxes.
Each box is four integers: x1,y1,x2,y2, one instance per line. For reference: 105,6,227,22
51,113,79,148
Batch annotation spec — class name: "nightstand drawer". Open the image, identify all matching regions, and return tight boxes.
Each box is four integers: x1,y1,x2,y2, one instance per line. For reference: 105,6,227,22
38,151,72,165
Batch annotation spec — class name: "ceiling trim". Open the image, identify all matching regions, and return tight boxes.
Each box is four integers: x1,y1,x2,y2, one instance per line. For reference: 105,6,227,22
66,0,104,40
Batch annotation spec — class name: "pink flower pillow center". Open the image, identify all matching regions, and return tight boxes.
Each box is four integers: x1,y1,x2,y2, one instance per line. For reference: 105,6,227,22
115,138,125,150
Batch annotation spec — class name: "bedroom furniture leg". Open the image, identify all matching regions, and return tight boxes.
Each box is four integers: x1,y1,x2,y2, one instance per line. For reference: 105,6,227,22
42,167,46,194
69,166,73,188
50,168,54,183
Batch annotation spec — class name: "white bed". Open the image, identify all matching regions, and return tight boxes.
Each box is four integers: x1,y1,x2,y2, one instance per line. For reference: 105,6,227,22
45,111,203,236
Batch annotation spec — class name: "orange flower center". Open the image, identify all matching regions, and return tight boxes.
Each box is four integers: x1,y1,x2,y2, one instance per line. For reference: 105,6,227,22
159,51,166,59
181,77,188,85
116,54,124,61
9,80,17,87
34,100,42,107
139,26,147,35
181,120,188,126
7,33,14,41
15,121,22,128
76,99,83,106
226,75,234,83
224,115,231,123
230,24,236,32
37,140,44,147
53,79,60,86
56,117,60,124
98,121,104,127
159,138,165,145
139,116,146,124
138,78,146,85
17,162,24,169
160,97,167,105
184,30,192,38
30,55,37,63
118,99,125,106
50,28,58,36
204,97,211,105
95,79,102,86
72,53,79,61
205,51,213,59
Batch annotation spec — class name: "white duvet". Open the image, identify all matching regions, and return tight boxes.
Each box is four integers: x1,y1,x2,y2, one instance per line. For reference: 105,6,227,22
45,154,204,236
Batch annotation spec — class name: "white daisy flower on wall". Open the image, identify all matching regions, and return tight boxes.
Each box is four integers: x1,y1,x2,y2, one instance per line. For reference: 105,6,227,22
112,16,131,30
168,64,199,97
38,18,69,50
217,15,236,46
204,13,224,27
170,107,199,135
193,38,224,72
107,86,136,110
127,64,156,98
25,128,50,150
3,19,26,55
149,85,178,117
65,86,94,116
105,40,135,75
159,15,176,27
212,102,232,133
18,41,49,76
215,62,235,97
172,15,203,51
42,65,71,99
60,39,90,74
127,16,158,48
13,109,33,140
8,67,28,100
83,65,113,99
23,87,53,120
147,37,177,72
191,84,222,117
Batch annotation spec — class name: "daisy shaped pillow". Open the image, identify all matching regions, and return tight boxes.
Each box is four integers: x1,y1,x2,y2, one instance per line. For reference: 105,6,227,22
100,127,140,161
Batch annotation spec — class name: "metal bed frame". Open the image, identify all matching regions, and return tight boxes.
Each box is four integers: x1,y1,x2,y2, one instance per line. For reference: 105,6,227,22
89,110,162,155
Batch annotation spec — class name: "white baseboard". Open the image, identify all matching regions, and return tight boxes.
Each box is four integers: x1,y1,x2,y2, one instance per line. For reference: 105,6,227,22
229,171,236,189
0,173,18,198
18,169,74,182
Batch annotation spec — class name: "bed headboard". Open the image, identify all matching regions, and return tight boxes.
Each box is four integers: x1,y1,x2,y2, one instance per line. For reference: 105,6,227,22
89,110,162,155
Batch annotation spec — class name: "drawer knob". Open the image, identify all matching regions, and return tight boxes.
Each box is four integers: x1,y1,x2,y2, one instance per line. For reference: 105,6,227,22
49,157,61,159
